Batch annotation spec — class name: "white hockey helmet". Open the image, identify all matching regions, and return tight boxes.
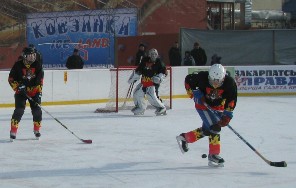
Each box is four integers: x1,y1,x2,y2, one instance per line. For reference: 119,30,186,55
148,48,158,62
208,64,226,88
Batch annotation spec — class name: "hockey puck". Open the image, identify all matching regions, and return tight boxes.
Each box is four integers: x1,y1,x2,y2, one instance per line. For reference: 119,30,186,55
201,154,207,158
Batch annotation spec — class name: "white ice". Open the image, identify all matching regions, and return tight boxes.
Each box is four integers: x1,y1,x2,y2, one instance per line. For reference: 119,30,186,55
0,97,295,188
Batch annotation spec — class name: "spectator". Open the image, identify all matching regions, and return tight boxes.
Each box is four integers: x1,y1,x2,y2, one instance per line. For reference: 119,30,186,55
190,42,207,66
66,49,84,69
168,41,181,66
183,51,196,66
135,43,146,66
211,54,222,65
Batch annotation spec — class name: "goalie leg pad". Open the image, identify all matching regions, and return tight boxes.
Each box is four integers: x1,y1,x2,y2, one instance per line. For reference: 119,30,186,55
146,86,165,109
132,84,147,114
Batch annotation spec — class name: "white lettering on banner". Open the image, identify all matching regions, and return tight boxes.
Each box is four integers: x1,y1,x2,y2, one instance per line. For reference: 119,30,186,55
235,77,296,86
28,11,136,39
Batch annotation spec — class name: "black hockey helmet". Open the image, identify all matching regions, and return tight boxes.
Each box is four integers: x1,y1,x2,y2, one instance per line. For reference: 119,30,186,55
22,47,36,67
22,47,35,56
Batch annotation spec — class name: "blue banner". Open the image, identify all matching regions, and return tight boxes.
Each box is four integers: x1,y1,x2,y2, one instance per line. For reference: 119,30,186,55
26,9,137,69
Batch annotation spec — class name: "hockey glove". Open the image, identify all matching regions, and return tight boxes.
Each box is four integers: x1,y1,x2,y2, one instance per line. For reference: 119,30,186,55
185,83,193,98
32,93,42,105
18,84,26,95
217,115,231,127
152,73,165,84
210,124,221,134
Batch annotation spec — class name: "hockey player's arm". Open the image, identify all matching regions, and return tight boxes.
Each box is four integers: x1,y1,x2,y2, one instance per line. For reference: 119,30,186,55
218,79,237,127
8,64,20,91
153,60,168,84
159,60,168,76
35,65,44,93
27,63,44,97
184,74,199,98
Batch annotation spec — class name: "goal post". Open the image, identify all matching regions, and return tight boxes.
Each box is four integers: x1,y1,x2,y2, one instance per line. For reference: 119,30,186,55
95,66,172,113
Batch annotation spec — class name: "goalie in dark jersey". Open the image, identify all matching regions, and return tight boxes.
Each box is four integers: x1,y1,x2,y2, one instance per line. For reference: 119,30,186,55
176,64,237,167
128,48,167,116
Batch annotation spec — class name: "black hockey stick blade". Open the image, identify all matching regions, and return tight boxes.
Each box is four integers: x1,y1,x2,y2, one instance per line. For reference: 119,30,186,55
270,161,287,167
81,139,92,144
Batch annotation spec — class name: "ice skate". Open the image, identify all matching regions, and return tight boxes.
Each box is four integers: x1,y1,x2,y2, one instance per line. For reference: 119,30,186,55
132,107,145,115
208,154,225,167
176,133,188,153
155,107,167,116
34,131,41,140
10,132,16,142
131,106,137,113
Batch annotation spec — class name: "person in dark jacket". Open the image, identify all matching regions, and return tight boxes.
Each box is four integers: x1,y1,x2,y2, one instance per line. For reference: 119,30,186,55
190,42,207,66
66,49,84,69
183,51,196,66
8,47,44,141
168,41,181,66
211,54,222,65
135,43,146,66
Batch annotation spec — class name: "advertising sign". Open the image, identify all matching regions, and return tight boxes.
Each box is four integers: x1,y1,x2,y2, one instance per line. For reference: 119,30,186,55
26,8,137,69
235,66,296,94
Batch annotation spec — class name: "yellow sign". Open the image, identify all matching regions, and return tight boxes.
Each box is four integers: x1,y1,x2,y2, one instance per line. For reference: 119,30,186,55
64,71,67,84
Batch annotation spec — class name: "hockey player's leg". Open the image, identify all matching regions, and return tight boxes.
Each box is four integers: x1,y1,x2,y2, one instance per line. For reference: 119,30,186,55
208,133,224,167
30,99,42,139
10,119,19,141
10,95,26,141
197,109,224,166
132,84,146,115
146,86,166,115
10,109,24,141
176,127,205,153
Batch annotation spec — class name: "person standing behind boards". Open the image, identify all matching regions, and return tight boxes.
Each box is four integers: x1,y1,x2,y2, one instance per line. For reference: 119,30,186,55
66,49,84,69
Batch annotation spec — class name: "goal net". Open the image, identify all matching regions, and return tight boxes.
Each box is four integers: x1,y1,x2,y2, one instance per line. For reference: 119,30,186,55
95,66,172,113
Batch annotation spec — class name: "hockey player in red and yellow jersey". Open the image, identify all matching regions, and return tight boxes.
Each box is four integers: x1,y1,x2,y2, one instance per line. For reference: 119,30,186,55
176,64,237,167
8,47,44,141
128,48,167,116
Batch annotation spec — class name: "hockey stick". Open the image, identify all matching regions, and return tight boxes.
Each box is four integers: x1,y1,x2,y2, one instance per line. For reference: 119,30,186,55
26,94,92,144
203,103,287,167
122,81,135,108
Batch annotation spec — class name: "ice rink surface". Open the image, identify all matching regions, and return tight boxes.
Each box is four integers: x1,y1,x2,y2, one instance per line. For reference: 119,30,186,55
0,96,295,188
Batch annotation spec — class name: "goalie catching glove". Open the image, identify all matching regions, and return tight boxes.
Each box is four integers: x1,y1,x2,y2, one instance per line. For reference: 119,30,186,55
152,73,165,84
128,71,141,84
